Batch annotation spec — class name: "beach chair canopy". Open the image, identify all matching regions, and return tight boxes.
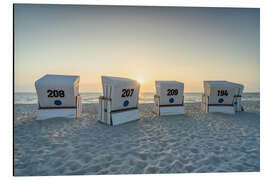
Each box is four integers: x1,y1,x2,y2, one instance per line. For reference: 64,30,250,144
101,76,140,111
155,81,184,105
35,74,80,108
225,82,244,96
203,81,244,105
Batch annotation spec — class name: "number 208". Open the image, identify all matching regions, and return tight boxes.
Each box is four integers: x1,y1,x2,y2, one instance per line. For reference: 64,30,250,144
47,90,65,97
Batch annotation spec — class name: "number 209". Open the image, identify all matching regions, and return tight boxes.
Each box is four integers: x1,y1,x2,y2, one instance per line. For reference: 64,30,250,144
167,89,178,96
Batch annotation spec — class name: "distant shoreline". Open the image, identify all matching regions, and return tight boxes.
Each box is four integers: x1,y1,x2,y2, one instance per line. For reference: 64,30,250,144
14,100,260,106
14,92,260,94
14,92,260,105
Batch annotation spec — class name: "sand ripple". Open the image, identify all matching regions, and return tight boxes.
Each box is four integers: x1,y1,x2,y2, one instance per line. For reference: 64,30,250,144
14,101,260,175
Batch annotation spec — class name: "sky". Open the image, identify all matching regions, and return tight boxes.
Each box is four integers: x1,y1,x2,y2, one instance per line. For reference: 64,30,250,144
14,4,260,92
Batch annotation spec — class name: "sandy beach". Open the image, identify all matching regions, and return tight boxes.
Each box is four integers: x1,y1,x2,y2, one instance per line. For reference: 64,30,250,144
14,101,260,176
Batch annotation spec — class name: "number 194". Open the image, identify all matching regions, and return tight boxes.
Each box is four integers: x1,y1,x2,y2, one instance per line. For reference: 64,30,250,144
217,90,228,96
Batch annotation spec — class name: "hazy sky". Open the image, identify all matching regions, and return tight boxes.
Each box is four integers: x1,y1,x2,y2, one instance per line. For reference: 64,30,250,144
14,4,260,92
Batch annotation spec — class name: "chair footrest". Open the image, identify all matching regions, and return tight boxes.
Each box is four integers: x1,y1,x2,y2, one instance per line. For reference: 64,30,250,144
37,108,78,120
208,106,235,114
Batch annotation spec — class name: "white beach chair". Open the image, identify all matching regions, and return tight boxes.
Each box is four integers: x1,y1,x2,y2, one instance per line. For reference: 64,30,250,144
98,76,140,126
35,74,82,120
154,81,184,116
227,82,244,112
201,81,244,114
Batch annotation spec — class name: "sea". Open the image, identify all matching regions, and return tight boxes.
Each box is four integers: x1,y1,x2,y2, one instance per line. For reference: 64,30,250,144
14,92,260,104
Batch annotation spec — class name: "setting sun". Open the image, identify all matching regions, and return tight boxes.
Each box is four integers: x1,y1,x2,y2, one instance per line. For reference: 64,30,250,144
137,79,143,84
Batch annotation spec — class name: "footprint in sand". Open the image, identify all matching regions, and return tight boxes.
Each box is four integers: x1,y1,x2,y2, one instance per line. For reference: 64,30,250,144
170,160,184,171
53,149,69,158
190,148,199,154
111,159,123,166
185,165,196,172
82,154,92,164
144,165,159,174
138,152,148,160
67,160,82,171
87,164,102,173
52,158,64,168
240,128,247,136
133,160,147,170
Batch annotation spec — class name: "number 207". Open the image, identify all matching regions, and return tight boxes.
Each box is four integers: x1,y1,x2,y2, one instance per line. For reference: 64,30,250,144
121,89,134,97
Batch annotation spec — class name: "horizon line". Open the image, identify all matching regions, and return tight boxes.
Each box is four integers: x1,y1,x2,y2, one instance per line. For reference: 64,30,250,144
14,91,260,93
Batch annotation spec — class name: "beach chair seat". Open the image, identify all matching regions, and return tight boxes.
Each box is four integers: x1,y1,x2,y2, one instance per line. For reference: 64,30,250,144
35,74,82,120
201,81,244,114
98,76,140,126
154,81,184,116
